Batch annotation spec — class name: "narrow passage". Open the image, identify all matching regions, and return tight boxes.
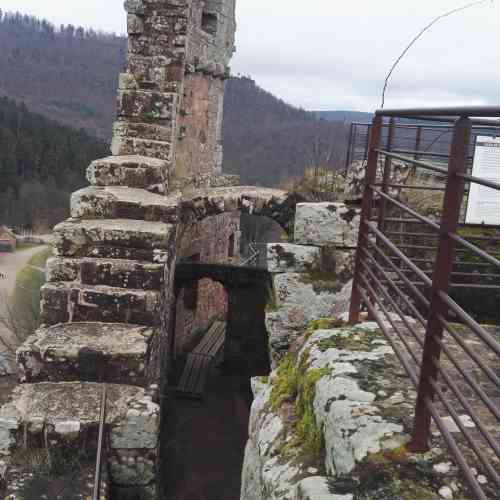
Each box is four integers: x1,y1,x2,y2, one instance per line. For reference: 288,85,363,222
165,364,251,500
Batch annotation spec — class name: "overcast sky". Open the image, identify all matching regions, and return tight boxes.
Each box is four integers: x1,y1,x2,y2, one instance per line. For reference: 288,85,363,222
2,0,499,112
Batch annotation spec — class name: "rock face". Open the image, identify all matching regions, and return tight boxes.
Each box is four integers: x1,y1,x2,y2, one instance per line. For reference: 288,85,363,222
264,205,357,366
267,244,321,273
240,323,468,500
266,273,341,364
294,203,360,248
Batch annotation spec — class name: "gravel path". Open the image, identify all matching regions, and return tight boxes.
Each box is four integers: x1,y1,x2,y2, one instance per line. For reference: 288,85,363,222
0,244,49,371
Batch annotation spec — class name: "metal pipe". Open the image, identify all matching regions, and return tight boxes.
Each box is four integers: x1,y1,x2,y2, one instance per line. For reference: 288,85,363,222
374,150,449,176
366,243,431,309
449,233,500,269
371,187,441,231
356,283,420,386
376,106,500,118
410,117,471,452
376,184,445,191
392,148,451,159
359,270,500,489
349,115,383,324
365,220,433,287
93,384,107,500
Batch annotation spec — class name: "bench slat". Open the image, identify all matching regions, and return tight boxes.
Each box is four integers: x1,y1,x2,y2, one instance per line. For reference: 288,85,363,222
176,321,226,399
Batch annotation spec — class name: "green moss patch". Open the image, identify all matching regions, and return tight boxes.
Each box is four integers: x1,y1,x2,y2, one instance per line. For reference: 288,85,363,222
298,269,342,294
11,246,52,325
304,318,346,341
265,283,279,312
270,350,330,460
316,327,380,353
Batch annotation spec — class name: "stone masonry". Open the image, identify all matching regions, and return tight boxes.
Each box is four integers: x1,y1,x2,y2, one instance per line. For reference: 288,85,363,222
0,0,239,498
0,2,367,499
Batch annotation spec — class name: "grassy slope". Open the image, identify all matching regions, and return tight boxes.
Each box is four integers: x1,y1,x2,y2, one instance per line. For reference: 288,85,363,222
11,246,52,320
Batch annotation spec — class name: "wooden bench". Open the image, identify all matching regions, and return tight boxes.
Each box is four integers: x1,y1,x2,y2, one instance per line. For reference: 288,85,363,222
192,321,226,357
176,321,226,399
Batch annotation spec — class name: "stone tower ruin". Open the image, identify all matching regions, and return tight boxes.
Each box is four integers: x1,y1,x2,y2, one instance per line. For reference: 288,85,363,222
0,1,249,498
111,0,237,190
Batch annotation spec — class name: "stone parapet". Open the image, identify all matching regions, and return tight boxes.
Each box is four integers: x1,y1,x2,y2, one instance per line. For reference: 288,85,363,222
87,155,169,191
267,243,321,273
52,218,174,260
40,282,161,326
46,256,164,290
71,186,180,222
17,322,155,385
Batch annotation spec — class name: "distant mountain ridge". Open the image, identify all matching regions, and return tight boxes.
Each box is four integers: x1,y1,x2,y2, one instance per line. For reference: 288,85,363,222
314,110,373,124
0,10,350,187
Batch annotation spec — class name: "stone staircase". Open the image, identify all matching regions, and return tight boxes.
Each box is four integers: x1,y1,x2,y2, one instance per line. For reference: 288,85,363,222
0,155,180,499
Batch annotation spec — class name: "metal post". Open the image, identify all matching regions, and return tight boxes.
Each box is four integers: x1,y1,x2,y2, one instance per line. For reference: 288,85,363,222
415,125,423,160
409,116,471,451
368,118,396,321
378,118,395,230
349,115,383,324
363,124,370,163
345,123,355,173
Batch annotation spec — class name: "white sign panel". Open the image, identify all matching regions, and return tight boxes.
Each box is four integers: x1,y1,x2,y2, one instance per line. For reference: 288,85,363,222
465,135,500,226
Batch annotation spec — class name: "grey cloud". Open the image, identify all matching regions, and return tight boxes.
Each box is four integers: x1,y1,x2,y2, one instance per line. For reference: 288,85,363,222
8,0,500,111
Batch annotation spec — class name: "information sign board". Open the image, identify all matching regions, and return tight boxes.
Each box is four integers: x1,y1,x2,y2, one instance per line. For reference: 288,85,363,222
465,136,500,225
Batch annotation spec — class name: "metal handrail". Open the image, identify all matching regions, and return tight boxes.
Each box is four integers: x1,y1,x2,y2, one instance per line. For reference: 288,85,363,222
240,242,261,267
349,109,500,500
93,384,108,500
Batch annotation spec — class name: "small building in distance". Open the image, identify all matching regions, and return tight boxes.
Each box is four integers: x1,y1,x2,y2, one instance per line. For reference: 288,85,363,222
0,225,16,252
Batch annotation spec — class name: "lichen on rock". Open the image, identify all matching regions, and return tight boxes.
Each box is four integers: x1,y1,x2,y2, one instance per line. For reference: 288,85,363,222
241,322,470,500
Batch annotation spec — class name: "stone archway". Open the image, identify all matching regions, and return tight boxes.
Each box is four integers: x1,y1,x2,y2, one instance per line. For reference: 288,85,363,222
173,261,272,375
179,186,306,237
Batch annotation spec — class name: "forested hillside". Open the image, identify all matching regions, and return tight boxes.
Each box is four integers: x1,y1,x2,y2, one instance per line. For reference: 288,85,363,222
0,11,125,138
0,97,108,230
224,77,348,185
0,11,350,218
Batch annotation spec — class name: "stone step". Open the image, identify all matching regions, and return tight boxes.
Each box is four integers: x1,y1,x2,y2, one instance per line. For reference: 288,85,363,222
87,155,168,189
113,120,175,145
17,322,155,386
40,282,161,326
111,136,172,161
0,381,159,489
71,186,179,223
47,256,164,290
53,218,174,261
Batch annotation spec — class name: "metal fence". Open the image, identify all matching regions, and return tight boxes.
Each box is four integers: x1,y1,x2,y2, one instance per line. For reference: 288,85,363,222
348,107,500,500
344,118,500,173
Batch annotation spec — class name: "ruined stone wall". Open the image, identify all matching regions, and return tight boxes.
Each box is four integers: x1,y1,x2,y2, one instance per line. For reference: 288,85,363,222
112,0,235,191
112,0,238,355
175,211,240,353
0,1,240,498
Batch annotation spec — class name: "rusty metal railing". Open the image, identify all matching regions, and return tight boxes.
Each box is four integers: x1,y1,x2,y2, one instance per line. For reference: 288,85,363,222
344,117,500,172
349,106,500,500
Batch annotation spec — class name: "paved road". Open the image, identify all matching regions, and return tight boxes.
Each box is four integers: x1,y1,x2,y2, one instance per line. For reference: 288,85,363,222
0,244,48,371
